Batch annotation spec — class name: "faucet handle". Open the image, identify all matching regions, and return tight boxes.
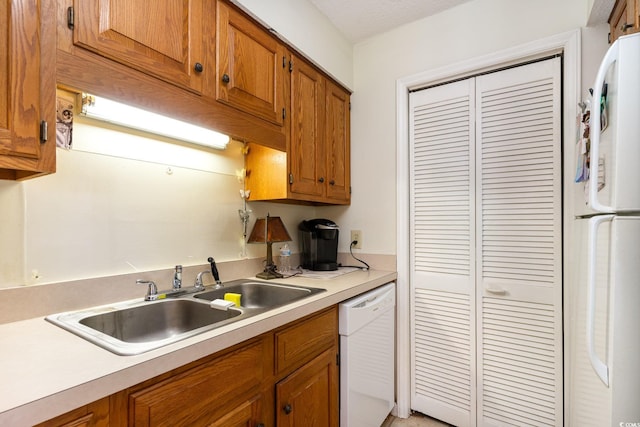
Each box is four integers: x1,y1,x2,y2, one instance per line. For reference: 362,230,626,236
173,265,183,291
137,279,158,301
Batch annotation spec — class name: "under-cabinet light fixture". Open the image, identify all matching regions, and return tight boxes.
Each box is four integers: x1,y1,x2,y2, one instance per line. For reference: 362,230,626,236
80,94,230,150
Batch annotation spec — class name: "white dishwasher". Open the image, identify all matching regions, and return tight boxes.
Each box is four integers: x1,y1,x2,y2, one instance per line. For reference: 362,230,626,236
339,282,396,427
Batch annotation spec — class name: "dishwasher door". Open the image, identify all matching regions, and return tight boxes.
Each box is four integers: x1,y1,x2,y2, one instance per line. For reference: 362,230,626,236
339,282,396,427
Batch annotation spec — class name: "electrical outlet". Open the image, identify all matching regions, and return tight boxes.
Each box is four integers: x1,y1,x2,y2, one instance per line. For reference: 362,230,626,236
350,230,362,249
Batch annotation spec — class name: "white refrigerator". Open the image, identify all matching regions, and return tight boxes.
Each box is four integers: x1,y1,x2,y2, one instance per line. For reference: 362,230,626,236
568,32,640,426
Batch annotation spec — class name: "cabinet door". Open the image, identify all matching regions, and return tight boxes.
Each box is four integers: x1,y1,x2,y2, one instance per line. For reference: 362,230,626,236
276,349,339,427
217,1,286,126
0,0,55,180
73,0,207,92
34,397,109,427
324,80,351,203
289,56,325,198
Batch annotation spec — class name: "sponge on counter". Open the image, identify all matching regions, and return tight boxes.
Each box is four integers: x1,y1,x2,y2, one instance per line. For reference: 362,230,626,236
210,299,235,310
224,293,242,307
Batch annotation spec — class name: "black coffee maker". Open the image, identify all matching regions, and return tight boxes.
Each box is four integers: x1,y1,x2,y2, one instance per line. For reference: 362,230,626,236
299,219,339,271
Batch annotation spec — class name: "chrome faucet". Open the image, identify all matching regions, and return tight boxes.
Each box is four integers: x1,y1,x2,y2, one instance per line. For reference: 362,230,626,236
194,270,211,290
172,265,182,291
137,279,158,301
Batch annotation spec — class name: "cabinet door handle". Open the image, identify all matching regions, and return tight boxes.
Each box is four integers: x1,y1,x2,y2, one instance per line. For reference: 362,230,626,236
194,62,203,73
621,23,634,32
222,73,230,83
329,179,335,186
318,177,325,183
283,404,292,414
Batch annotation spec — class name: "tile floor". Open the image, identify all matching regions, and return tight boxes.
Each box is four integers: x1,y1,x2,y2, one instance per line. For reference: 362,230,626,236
383,412,451,427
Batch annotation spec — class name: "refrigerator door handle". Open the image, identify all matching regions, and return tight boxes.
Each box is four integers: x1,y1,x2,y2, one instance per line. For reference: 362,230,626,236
586,215,612,386
589,41,619,214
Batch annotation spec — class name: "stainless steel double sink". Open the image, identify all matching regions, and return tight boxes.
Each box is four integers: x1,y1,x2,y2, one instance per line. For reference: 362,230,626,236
46,279,325,355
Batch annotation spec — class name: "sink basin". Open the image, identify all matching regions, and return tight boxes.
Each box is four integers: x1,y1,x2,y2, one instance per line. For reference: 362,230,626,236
80,299,241,343
194,280,325,309
47,299,243,356
46,279,325,356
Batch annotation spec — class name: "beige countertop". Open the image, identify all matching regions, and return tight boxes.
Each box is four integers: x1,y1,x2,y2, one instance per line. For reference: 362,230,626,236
0,269,396,426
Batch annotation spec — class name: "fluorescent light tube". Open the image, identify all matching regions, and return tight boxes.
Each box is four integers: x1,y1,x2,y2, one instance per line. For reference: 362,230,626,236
80,94,230,150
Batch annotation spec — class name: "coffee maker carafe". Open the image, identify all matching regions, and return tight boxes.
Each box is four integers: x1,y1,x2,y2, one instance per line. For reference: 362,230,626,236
299,219,339,271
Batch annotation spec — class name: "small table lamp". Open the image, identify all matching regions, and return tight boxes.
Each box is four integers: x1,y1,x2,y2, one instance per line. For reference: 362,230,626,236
247,214,292,279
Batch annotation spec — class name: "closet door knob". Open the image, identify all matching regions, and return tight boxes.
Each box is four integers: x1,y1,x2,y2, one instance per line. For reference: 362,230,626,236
222,73,230,83
194,62,203,73
318,177,325,183
329,179,335,185
283,404,292,414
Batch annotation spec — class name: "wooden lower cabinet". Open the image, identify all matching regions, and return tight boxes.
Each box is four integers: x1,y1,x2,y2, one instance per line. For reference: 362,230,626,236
38,307,338,427
275,349,339,427
33,397,109,427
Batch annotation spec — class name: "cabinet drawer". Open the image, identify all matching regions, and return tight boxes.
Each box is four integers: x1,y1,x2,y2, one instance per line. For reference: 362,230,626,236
275,306,337,376
129,337,268,426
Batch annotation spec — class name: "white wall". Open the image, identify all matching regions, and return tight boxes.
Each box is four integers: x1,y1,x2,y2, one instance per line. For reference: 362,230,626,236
330,0,598,257
0,119,317,288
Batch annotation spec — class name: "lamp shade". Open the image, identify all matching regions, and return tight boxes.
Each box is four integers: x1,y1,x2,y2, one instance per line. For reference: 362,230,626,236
247,215,292,280
248,216,292,244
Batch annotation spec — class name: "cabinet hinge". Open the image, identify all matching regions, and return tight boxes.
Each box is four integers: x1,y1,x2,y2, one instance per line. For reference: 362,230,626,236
39,120,48,144
282,108,286,120
336,353,340,366
288,173,293,184
289,60,293,73
67,6,74,30
282,56,286,68
349,186,352,194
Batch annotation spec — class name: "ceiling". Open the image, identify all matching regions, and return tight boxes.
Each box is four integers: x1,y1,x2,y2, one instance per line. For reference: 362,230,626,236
308,0,473,43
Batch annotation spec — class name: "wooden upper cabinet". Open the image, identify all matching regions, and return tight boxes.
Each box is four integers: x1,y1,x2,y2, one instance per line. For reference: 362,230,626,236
0,0,55,180
216,0,286,126
289,56,325,198
289,55,351,204
324,79,351,203
73,0,208,92
609,0,640,43
244,55,351,205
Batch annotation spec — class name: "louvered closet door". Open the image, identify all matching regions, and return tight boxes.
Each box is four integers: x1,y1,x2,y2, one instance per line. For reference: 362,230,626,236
475,58,562,427
409,79,477,427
